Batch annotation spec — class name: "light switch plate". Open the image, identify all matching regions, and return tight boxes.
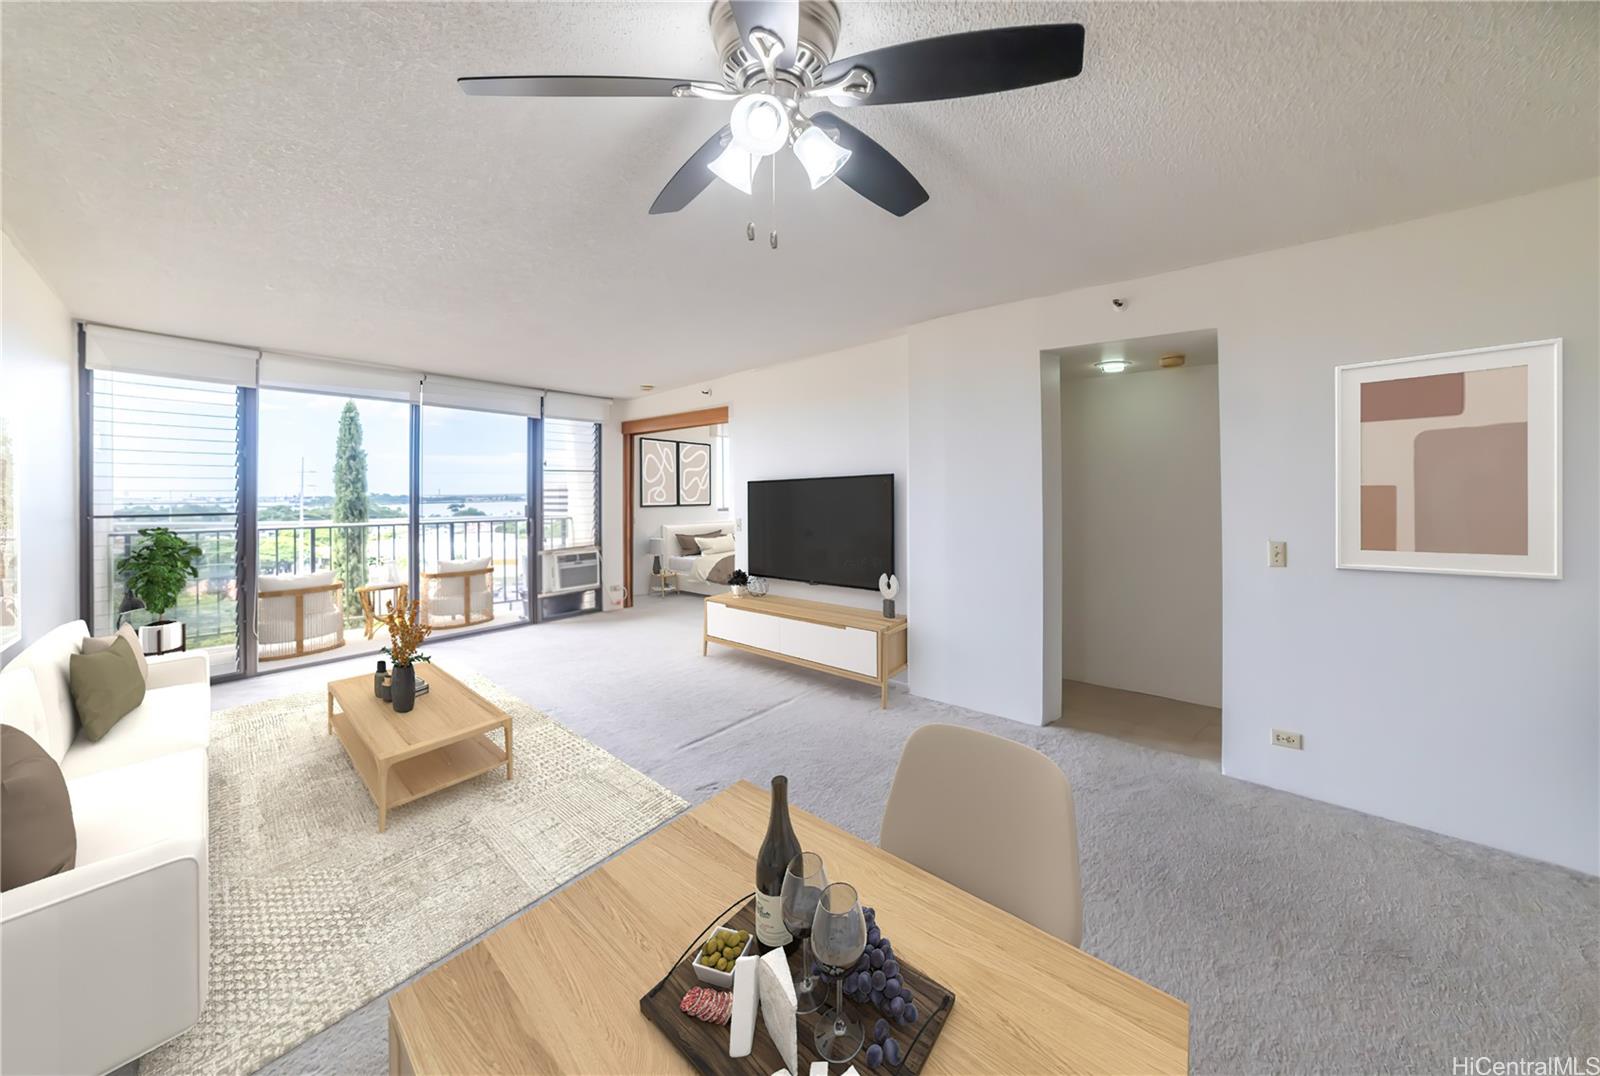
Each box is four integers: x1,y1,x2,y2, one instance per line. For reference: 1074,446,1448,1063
1269,540,1288,568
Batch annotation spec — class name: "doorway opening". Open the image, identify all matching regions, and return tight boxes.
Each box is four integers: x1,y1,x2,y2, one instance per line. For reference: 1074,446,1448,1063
1050,329,1222,764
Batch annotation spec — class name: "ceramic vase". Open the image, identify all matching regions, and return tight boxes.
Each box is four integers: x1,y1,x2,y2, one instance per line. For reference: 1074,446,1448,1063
391,664,416,713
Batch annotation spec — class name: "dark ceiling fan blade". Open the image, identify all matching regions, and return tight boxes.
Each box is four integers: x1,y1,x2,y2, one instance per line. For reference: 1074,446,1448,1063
810,111,928,217
649,126,734,214
731,0,800,67
818,24,1085,106
458,75,696,97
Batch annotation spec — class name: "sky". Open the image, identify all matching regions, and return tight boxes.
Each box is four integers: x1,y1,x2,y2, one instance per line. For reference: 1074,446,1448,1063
257,391,526,501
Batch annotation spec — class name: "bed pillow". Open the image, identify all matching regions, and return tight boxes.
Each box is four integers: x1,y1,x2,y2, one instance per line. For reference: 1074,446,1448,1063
81,623,150,681
676,530,724,555
695,534,735,555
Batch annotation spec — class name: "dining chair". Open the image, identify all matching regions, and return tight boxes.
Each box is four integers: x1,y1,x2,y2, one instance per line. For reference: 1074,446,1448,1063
879,723,1083,947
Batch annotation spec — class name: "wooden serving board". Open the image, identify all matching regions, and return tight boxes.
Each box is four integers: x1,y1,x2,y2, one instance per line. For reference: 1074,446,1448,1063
641,899,955,1076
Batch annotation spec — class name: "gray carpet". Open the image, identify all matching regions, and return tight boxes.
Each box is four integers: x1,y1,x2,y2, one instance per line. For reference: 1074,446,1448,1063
206,598,1598,1076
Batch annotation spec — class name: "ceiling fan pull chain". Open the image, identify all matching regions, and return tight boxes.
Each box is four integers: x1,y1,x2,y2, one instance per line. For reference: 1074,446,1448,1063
769,154,779,250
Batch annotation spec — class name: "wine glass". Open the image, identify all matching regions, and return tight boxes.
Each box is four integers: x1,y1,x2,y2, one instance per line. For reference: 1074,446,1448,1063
781,852,828,1014
810,881,868,1063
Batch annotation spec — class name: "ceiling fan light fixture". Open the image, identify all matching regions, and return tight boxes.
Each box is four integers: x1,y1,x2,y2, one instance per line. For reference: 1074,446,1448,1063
708,141,759,194
792,123,852,189
730,92,791,157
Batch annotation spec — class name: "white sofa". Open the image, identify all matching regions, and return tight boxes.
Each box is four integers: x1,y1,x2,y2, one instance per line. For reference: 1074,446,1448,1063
0,621,209,1076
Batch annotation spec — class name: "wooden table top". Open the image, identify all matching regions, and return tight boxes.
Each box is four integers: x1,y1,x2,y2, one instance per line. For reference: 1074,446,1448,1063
707,592,908,634
328,666,507,764
388,781,1189,1075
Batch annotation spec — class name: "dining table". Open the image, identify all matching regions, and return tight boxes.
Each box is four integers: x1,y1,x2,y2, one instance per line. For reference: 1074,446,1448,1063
387,779,1190,1074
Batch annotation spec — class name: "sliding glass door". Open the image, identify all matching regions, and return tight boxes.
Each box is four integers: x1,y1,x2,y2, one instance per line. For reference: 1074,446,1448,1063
254,390,413,666
420,404,532,625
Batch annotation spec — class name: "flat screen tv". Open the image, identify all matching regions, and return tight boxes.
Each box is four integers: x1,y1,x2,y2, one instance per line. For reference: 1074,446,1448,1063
747,474,894,591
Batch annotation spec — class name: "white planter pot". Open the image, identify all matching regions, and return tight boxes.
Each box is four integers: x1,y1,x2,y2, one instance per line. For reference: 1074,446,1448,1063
138,622,186,654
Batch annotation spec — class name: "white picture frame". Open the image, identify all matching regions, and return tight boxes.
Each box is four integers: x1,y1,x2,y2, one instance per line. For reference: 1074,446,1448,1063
1334,338,1561,579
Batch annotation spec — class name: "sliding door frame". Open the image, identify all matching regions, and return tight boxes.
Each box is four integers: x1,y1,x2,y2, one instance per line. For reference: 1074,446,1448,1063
619,406,728,609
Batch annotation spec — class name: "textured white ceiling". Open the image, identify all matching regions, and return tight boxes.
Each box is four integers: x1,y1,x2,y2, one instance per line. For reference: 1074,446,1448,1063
4,2,1595,398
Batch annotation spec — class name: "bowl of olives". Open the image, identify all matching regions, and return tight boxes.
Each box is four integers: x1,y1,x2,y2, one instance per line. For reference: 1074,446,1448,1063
692,927,753,989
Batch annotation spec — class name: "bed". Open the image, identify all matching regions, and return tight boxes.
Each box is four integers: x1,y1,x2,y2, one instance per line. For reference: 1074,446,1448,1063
659,521,737,596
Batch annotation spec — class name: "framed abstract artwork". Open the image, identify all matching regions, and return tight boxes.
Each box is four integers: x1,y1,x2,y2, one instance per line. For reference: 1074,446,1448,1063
1335,339,1561,579
640,438,677,507
677,441,712,507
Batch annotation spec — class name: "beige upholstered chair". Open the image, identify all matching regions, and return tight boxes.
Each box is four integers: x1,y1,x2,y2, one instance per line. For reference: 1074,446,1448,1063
422,556,495,629
256,571,345,661
879,724,1083,946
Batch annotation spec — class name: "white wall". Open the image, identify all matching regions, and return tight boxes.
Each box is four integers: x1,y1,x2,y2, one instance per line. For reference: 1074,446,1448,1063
631,423,732,597
1061,363,1222,707
965,179,1596,872
1,233,78,661
611,336,909,615
610,179,1598,873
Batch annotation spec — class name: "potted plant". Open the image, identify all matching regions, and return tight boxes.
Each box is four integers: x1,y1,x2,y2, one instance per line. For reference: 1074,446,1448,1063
115,527,204,655
727,569,749,597
380,599,432,713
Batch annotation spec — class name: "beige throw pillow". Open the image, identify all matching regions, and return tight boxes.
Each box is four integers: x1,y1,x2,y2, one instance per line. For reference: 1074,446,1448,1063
81,623,149,681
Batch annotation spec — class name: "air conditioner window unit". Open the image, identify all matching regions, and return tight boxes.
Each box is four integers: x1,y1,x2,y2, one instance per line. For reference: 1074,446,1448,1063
542,547,601,595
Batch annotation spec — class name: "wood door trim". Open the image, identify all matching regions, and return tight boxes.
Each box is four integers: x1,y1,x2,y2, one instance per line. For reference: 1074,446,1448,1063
621,406,729,608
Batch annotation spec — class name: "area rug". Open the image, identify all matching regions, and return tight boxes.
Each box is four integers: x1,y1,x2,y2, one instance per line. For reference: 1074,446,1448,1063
140,675,687,1076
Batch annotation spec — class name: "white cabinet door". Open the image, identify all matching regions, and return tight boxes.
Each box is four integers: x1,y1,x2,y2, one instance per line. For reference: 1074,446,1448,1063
706,602,783,652
779,618,879,678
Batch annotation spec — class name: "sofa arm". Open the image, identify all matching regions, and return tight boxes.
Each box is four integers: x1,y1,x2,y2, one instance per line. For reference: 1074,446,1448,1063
1,837,207,1076
145,649,210,690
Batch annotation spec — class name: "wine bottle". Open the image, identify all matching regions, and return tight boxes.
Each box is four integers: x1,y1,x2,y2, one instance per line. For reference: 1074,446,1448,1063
755,775,802,951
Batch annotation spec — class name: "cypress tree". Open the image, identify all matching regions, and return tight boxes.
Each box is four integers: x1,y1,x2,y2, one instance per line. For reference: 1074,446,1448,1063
331,400,368,618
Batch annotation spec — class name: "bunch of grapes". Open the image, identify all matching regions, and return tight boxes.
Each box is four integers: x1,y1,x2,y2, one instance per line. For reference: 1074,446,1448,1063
839,906,917,1068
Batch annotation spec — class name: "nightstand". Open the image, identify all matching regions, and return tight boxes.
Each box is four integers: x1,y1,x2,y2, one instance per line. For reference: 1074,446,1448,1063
650,569,680,598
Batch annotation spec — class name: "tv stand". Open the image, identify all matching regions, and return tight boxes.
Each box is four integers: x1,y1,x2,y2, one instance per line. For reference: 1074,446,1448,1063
703,593,908,708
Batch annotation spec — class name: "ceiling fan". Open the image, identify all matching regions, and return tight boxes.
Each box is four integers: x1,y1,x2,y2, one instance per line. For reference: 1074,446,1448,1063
459,0,1085,219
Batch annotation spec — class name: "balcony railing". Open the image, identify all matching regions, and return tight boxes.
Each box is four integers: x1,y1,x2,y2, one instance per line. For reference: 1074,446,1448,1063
103,516,549,655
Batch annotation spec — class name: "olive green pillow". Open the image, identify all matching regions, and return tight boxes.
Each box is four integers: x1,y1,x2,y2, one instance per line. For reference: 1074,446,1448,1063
1,725,76,891
68,635,147,742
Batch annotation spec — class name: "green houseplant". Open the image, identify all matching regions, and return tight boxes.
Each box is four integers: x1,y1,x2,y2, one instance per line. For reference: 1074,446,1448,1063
116,527,203,654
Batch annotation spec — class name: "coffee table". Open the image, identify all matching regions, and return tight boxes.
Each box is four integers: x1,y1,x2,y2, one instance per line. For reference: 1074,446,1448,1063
326,666,512,832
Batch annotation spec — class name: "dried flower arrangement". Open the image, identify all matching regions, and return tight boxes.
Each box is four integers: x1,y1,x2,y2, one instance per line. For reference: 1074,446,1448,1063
380,599,433,667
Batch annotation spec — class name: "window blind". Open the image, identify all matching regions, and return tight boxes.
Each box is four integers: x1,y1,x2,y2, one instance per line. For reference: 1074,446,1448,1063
85,325,258,388
543,392,611,423
258,352,422,403
424,375,543,417
543,418,600,550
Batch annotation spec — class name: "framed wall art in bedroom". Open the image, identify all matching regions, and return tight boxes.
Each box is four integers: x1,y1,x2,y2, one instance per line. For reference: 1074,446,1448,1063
640,437,678,507
677,441,712,507
1334,338,1561,579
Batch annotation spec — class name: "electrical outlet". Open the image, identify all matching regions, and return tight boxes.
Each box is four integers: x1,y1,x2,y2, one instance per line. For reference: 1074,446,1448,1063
1269,540,1288,568
1272,729,1304,750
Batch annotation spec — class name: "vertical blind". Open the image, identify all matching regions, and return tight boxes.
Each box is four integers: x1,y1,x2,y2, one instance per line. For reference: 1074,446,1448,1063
543,418,600,550
89,369,243,674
